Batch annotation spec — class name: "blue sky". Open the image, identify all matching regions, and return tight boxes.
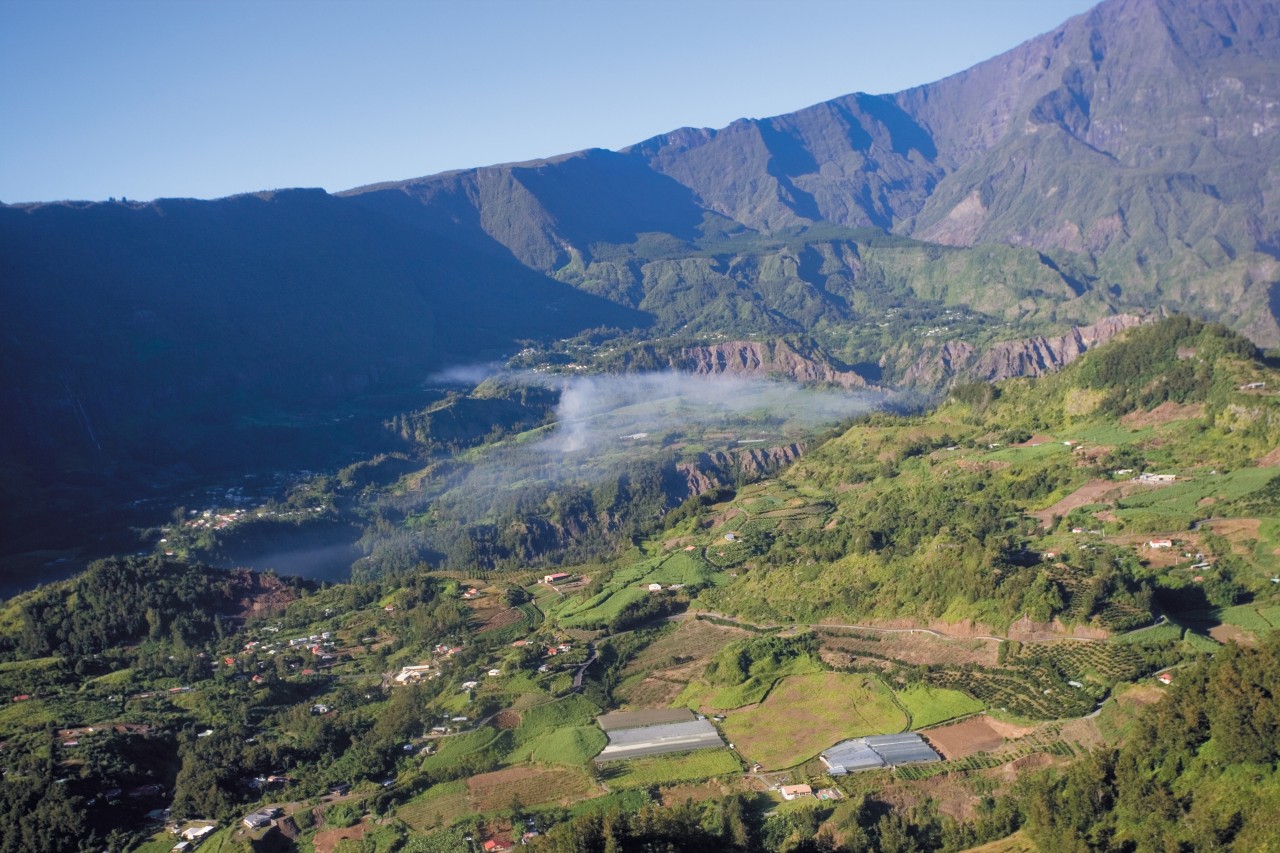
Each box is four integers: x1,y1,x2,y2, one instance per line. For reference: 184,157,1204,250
1,0,1098,203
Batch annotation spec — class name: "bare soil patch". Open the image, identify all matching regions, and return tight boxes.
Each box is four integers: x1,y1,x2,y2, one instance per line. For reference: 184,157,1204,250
312,818,370,853
819,630,998,668
1120,401,1204,428
925,716,1017,759
1032,479,1126,526
1202,518,1262,556
493,710,522,730
477,607,524,634
1258,446,1280,467
659,778,745,806
1210,623,1256,646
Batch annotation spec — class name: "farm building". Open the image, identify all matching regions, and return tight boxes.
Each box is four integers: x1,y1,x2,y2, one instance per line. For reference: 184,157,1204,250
820,732,939,775
597,708,694,731
779,784,813,800
820,738,887,774
595,718,725,762
543,572,571,585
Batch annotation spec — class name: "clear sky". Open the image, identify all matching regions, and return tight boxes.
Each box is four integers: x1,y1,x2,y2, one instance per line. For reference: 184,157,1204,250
1,0,1098,203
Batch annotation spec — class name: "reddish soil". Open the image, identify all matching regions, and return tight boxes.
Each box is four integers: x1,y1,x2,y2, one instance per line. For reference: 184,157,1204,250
1120,401,1204,428
493,710,522,730
1258,446,1280,467
228,570,298,618
819,630,998,668
925,716,1016,759
477,607,524,634
312,818,370,853
1032,479,1126,526
1210,623,1256,646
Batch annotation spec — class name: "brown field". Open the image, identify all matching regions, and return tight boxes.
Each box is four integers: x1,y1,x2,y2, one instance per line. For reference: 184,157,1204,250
1032,479,1126,526
1120,401,1204,428
658,778,748,806
819,629,998,668
476,607,524,633
1201,518,1264,556
924,716,1017,759
466,766,598,813
493,710,522,729
1258,446,1280,467
312,818,371,853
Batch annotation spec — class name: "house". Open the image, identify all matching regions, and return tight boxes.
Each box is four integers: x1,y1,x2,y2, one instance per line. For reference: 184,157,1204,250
1158,672,1174,685
1137,473,1177,484
647,583,663,592
724,533,737,542
543,572,571,585
1148,539,1174,549
242,812,274,829
780,784,813,800
482,840,512,852
181,825,216,842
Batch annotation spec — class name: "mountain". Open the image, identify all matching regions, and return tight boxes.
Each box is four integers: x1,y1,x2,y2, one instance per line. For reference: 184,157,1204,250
4,0,1280,574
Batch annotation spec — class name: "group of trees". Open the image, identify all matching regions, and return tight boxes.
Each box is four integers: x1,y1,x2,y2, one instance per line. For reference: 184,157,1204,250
1022,633,1280,851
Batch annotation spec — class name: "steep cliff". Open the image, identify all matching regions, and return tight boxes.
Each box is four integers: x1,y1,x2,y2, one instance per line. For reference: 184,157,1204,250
902,314,1147,386
674,340,873,388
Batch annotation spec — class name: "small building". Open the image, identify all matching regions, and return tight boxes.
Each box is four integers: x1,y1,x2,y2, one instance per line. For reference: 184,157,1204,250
1158,672,1174,685
242,812,274,829
1148,539,1174,549
543,572,571,585
647,583,663,592
780,784,813,800
181,824,216,842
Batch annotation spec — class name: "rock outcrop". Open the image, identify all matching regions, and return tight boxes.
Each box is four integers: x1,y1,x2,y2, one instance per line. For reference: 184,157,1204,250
903,314,1147,387
675,340,873,389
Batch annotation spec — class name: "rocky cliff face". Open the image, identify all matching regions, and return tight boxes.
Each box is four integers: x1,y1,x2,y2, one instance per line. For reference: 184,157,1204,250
902,314,1147,387
675,340,874,388
673,443,806,500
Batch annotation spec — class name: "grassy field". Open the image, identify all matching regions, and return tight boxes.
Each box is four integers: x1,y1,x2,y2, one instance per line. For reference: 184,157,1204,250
720,672,906,769
397,780,474,830
510,725,606,765
679,650,825,711
600,749,743,789
895,685,985,728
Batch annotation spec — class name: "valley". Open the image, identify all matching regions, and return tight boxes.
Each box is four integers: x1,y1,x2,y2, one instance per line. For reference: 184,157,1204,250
3,318,1280,852
5,0,1280,850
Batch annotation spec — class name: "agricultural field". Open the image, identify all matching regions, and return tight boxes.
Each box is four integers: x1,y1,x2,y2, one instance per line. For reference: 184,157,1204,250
1010,641,1146,683
466,765,600,812
895,685,985,728
597,749,743,789
926,665,1094,720
720,672,906,769
397,780,476,830
613,618,749,707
